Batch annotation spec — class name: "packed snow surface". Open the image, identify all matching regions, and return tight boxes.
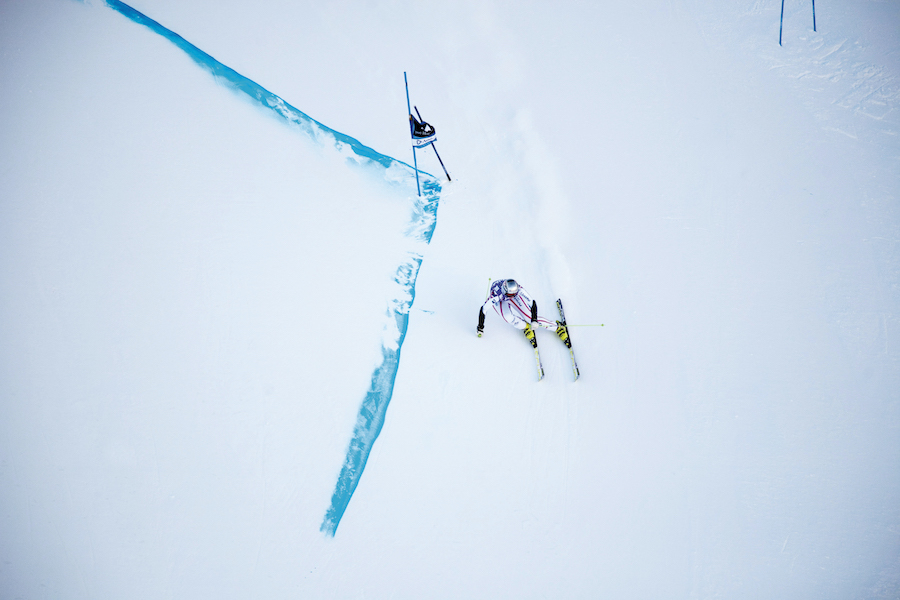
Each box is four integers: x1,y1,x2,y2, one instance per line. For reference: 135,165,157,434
1,0,898,598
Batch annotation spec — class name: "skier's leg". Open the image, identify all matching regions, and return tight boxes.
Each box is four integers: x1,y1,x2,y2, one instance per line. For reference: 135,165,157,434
532,315,571,347
493,302,528,330
531,316,559,331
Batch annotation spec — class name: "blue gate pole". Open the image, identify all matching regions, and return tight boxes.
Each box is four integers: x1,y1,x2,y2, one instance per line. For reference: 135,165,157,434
404,72,421,197
412,147,420,197
779,0,785,45
776,0,784,45
812,0,816,31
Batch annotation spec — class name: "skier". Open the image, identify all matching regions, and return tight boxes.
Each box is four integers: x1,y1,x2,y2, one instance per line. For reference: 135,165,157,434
476,279,570,348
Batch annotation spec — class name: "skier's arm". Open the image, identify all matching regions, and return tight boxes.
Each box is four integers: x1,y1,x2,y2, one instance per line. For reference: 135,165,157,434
477,296,493,336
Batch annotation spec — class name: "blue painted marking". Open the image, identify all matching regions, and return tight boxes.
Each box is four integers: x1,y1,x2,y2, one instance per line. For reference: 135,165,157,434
321,256,421,535
104,0,432,177
100,1,441,536
322,175,440,536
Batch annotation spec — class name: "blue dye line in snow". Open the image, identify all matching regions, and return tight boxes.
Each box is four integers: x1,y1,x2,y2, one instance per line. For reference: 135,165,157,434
104,0,432,177
321,256,420,535
320,180,439,537
100,0,441,536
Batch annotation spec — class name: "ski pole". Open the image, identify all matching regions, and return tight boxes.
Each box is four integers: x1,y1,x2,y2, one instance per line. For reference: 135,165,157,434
812,0,816,31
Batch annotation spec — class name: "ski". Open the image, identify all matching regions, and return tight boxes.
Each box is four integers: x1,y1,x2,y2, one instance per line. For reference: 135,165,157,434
533,342,545,381
557,299,580,381
526,330,545,380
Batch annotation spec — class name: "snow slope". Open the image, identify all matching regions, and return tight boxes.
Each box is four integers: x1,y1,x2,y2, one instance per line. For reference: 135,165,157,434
1,0,898,599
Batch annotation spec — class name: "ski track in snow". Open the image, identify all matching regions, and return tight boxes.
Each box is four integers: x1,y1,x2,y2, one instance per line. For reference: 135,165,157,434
101,0,441,537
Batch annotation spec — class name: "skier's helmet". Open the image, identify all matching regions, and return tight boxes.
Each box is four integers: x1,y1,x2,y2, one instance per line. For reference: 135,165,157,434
502,279,519,297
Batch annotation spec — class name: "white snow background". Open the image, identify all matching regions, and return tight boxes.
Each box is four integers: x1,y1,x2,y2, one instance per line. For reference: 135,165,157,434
1,0,899,598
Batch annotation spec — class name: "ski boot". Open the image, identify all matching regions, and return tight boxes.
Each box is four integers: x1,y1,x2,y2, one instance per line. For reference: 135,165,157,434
524,323,537,348
556,321,571,348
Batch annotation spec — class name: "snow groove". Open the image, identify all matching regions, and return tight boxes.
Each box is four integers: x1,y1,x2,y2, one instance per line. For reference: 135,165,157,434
101,0,441,537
